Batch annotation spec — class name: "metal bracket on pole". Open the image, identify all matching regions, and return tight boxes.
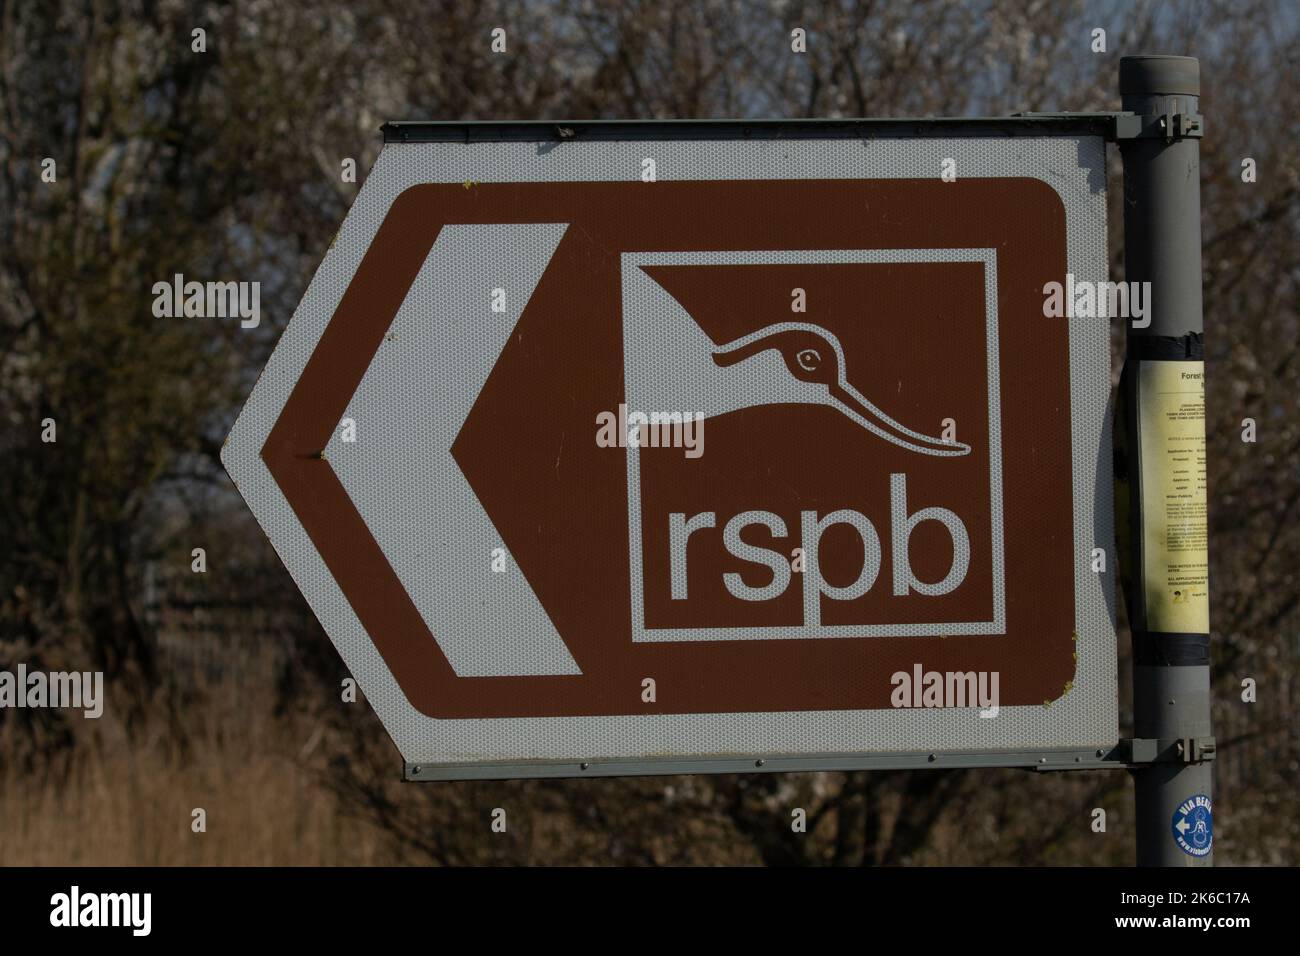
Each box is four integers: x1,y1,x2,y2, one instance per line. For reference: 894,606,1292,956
1121,736,1217,765
1115,111,1204,141
1012,110,1204,142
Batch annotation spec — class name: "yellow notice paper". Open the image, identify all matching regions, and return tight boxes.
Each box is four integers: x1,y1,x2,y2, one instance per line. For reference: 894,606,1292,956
1138,360,1209,633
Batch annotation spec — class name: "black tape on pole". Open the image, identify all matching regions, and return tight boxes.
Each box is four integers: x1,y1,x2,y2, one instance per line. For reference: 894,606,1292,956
1127,331,1204,361
1132,630,1211,666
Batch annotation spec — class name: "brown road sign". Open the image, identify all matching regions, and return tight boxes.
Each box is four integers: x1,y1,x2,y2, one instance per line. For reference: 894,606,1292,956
223,124,1118,777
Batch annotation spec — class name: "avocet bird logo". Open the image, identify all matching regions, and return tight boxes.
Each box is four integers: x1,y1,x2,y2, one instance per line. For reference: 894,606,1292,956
710,322,970,456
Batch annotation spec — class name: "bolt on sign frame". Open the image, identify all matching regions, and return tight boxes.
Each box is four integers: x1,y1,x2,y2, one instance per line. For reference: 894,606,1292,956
222,58,1212,865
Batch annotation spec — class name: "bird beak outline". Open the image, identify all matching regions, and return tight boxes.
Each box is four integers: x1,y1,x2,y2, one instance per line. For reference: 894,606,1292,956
711,322,971,458
828,379,971,457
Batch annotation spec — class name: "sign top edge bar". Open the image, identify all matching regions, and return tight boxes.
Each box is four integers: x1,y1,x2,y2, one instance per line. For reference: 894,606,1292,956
381,115,1124,144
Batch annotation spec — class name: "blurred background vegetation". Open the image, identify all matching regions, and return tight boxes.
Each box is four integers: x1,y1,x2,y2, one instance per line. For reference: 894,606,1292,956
0,0,1296,865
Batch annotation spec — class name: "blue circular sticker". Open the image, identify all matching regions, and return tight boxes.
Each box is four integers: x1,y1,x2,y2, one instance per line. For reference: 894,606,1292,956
1172,793,1213,857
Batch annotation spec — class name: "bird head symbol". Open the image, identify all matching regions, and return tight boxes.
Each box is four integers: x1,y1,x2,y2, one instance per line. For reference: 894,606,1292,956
713,327,841,386
711,322,971,457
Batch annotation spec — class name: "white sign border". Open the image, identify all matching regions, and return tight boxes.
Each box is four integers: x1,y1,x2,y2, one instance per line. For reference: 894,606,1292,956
222,133,1117,767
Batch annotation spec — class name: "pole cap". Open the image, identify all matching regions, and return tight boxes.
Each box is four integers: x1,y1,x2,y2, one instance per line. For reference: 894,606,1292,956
1120,55,1200,97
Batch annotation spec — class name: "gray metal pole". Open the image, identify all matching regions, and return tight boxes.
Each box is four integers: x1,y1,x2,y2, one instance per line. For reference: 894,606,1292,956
1118,55,1214,866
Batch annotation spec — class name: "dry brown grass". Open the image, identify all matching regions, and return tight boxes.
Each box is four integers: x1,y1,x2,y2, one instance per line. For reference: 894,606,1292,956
0,659,402,866
1,649,1290,866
